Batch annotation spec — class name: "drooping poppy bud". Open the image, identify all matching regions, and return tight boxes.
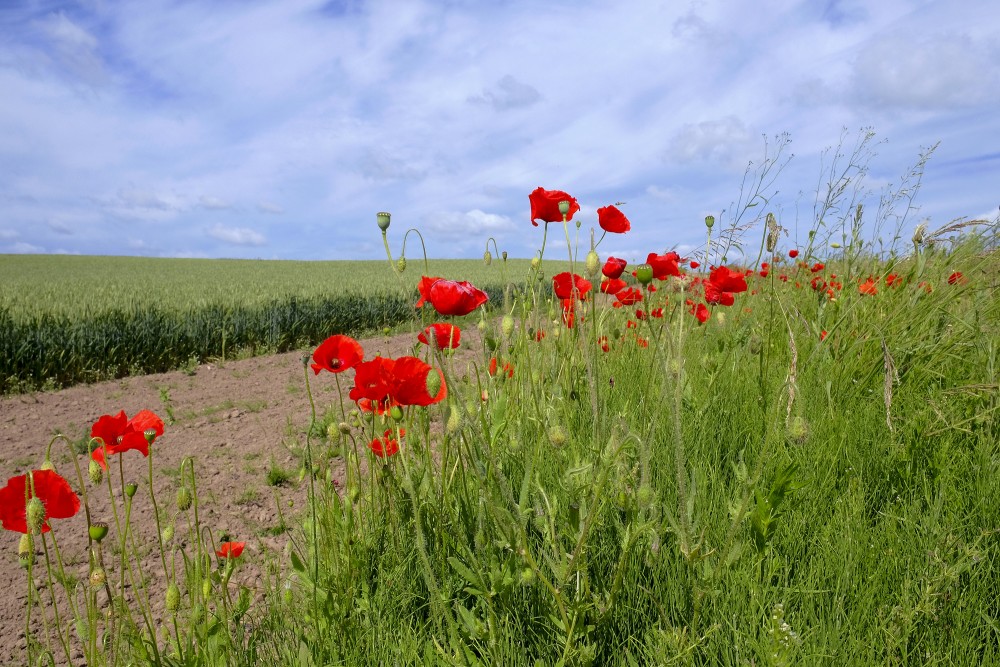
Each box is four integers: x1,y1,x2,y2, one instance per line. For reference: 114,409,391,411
585,250,600,277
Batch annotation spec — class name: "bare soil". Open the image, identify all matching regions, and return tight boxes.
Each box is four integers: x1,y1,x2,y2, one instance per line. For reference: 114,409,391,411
0,331,430,665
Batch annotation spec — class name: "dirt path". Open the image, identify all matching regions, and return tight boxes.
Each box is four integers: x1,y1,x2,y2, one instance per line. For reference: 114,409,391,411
0,331,432,665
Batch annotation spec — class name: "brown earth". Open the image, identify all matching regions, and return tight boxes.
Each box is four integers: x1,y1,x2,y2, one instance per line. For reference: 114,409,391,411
0,330,455,666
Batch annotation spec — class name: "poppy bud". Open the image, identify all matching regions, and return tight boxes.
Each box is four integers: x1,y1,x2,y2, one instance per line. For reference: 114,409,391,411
705,215,715,229
18,533,33,567
530,255,541,270
176,486,192,511
389,405,404,422
558,200,570,216
376,211,391,231
89,567,106,589
477,317,486,332
338,422,351,434
830,242,841,249
483,251,492,266
125,481,138,498
88,459,102,485
425,369,443,400
26,497,45,534
397,257,406,273
202,578,212,598
502,251,508,261
166,582,181,614
635,264,654,285
787,416,809,444
547,425,567,448
40,459,55,471
446,405,461,434
575,219,582,230
161,523,175,543
585,250,600,277
520,567,536,586
89,522,109,542
501,315,514,338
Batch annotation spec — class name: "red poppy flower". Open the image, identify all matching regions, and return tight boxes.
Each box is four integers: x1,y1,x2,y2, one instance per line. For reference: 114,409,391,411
529,187,580,226
692,302,709,324
947,271,965,285
598,336,609,352
216,541,245,559
597,205,631,234
90,410,165,470
418,323,462,350
415,276,443,308
646,252,681,280
601,278,627,295
810,263,825,273
390,356,447,407
561,298,577,328
820,330,828,342
427,279,489,316
0,470,80,534
708,266,748,294
311,335,364,375
534,330,546,342
349,357,396,404
488,357,514,378
704,283,735,306
810,277,827,292
370,429,402,458
651,307,664,318
918,281,933,293
886,273,902,288
858,278,878,296
636,337,649,348
553,272,592,300
602,256,627,280
614,287,643,306
788,249,799,259
689,260,700,269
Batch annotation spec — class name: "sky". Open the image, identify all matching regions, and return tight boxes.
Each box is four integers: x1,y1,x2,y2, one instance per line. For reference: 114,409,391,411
2,0,998,263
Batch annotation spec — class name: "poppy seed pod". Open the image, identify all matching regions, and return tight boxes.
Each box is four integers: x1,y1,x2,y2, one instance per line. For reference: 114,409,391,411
502,251,508,261
125,481,138,498
635,264,654,285
376,211,391,231
389,405,404,422
705,215,715,229
558,200,570,215
89,522,109,542
89,567,106,589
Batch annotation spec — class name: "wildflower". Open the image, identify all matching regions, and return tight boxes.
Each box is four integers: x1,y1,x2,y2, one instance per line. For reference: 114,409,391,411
552,272,592,300
216,541,246,559
947,271,965,285
529,187,580,226
427,279,489,316
602,257,628,280
415,276,443,308
788,249,799,259
692,302,709,324
886,273,902,288
417,323,462,350
369,429,402,458
858,278,878,296
311,335,364,374
646,252,681,280
601,278,627,295
597,205,631,233
708,266,748,294
488,357,514,378
810,263,825,273
689,260,700,269
0,470,80,534
614,287,644,306
90,410,165,470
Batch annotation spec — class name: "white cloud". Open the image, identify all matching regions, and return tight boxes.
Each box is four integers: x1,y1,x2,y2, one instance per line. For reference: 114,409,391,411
257,201,284,214
199,196,231,210
8,242,44,254
0,229,18,240
425,209,514,236
468,75,542,111
667,117,757,167
207,224,266,246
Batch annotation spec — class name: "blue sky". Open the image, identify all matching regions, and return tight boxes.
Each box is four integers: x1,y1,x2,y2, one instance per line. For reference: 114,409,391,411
2,0,998,263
